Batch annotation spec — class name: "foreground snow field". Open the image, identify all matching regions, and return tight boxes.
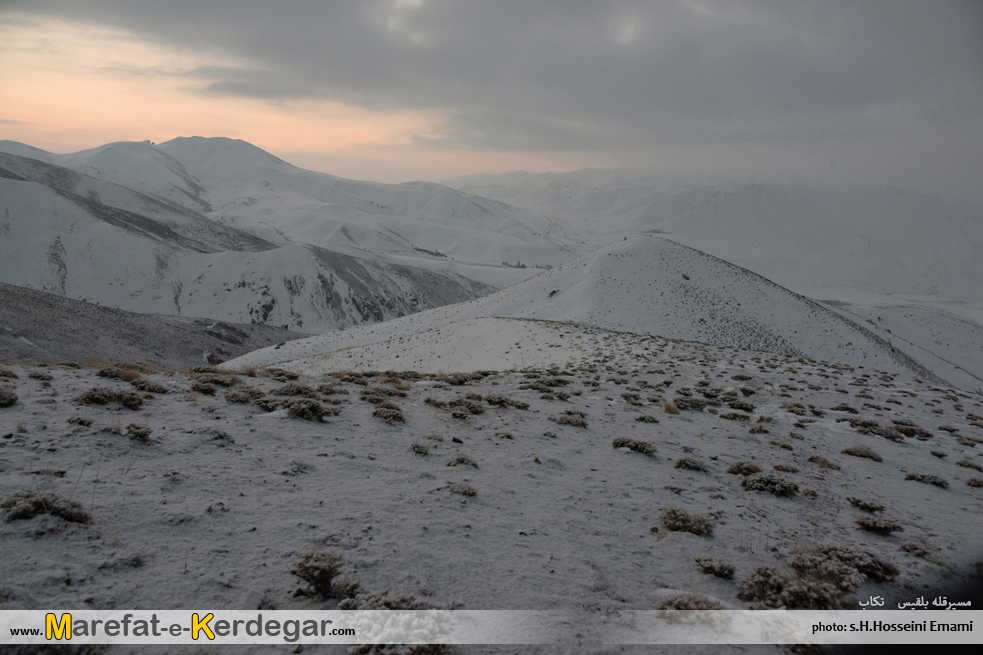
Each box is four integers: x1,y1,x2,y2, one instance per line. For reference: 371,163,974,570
1,331,981,653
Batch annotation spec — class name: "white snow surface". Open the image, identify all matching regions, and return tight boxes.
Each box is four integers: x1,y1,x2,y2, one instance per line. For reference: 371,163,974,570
2,343,982,654
226,235,931,383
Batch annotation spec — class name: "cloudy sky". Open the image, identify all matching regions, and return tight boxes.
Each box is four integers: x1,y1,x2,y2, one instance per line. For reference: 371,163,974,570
1,0,981,199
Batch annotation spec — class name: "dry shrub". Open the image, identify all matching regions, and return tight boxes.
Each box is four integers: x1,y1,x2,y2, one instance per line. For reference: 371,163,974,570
773,464,799,473
856,516,903,535
957,459,983,472
264,367,299,382
125,423,153,442
905,473,949,489
0,367,19,379
98,367,142,381
485,394,529,410
674,457,708,472
727,461,762,476
78,387,143,410
447,455,478,469
130,378,168,394
847,497,885,513
448,482,477,496
551,411,587,428
841,445,882,462
656,593,723,610
410,442,429,456
695,556,734,579
225,387,265,403
968,478,983,488
1,490,91,524
742,473,798,497
659,507,715,536
190,381,217,396
612,437,656,457
635,414,660,423
0,390,16,408
807,455,841,471
664,400,679,414
287,399,333,422
272,383,318,397
719,412,750,422
290,551,359,600
372,402,405,424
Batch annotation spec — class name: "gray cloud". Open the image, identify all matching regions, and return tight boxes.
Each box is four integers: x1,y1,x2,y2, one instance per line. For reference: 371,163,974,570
6,0,983,195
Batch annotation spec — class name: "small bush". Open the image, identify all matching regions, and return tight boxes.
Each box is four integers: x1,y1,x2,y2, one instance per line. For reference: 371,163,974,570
287,399,332,422
0,367,19,379
742,473,798,497
719,412,750,422
957,459,983,472
125,423,154,442
674,397,708,411
728,400,755,412
447,455,478,469
905,473,949,489
967,478,983,488
612,437,656,457
448,397,485,415
0,390,17,408
635,414,660,423
130,378,168,394
67,416,93,427
28,370,53,381
807,456,841,471
225,387,265,403
660,507,715,536
841,445,882,462
727,461,762,476
485,394,529,410
190,381,217,396
290,551,359,600
774,464,799,473
264,368,299,382
410,442,429,456
695,556,734,579
98,367,141,381
847,497,885,513
272,383,318,398
448,482,477,496
831,403,859,414
656,593,723,610
1,490,91,524
551,412,587,428
856,516,903,535
78,387,143,410
675,457,708,473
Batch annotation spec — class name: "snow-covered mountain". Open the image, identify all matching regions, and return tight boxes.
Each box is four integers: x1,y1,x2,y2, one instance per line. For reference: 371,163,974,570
448,172,983,303
227,234,936,385
0,144,553,332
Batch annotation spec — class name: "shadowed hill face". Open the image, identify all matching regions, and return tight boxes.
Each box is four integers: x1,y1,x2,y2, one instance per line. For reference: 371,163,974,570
227,234,933,381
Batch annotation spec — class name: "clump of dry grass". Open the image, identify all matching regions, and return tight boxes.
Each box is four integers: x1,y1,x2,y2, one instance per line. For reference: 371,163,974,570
656,593,723,610
847,497,885,513
695,556,734,579
448,482,477,496
410,442,429,456
612,437,656,457
957,459,983,472
741,473,798,497
1,490,91,525
291,551,360,600
0,390,17,408
447,455,479,469
727,461,762,476
98,366,142,382
967,478,983,488
659,508,715,536
372,402,405,424
190,381,217,396
551,410,587,428
674,457,708,473
78,387,143,410
225,387,265,403
125,423,153,442
905,473,949,489
130,378,168,393
807,455,841,471
664,400,679,414
841,445,882,462
856,516,903,535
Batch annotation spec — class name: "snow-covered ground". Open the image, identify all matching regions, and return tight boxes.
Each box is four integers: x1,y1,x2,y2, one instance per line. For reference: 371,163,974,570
2,334,981,653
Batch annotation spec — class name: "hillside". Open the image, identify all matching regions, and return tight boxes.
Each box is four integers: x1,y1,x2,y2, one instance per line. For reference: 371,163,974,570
226,235,933,384
0,281,304,369
0,150,491,333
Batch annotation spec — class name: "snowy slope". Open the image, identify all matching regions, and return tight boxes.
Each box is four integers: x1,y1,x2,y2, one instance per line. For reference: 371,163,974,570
0,152,490,333
0,281,303,368
227,235,932,383
2,342,981,653
152,137,583,270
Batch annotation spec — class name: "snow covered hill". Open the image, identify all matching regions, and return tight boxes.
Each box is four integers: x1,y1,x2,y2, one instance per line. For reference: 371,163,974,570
0,150,490,333
227,235,935,385
0,281,303,368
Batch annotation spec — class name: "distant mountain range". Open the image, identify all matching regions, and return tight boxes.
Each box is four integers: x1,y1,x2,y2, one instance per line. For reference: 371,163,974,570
0,138,583,333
